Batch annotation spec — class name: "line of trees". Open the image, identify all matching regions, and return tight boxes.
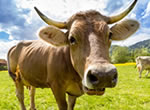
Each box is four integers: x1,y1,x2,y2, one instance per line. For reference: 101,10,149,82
0,65,7,71
110,46,150,63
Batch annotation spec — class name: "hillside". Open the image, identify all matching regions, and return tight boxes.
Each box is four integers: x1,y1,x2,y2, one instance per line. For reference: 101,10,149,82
110,39,150,57
129,39,150,50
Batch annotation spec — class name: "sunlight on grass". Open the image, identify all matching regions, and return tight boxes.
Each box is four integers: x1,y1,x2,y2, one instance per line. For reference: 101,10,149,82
1,65,150,110
114,62,136,66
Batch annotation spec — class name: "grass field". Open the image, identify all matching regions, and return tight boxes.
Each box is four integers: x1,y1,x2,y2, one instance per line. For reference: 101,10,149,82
1,64,150,110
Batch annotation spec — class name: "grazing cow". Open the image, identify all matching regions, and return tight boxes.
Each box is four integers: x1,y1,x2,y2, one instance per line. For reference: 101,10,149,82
136,56,150,78
7,0,139,110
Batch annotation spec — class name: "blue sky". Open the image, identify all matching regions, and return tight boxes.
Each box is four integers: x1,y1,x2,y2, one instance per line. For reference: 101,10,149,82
0,0,150,59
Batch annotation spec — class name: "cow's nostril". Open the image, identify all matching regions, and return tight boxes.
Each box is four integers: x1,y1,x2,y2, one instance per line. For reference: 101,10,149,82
112,72,118,83
114,73,117,79
88,74,99,84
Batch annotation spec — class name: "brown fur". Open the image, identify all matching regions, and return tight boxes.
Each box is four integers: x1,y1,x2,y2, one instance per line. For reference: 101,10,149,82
8,8,139,110
8,40,83,110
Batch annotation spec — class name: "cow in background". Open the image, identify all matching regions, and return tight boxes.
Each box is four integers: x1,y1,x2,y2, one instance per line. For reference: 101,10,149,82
136,56,150,78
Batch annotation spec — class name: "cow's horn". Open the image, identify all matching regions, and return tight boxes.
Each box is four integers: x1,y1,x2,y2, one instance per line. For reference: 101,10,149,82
108,0,137,24
34,7,67,29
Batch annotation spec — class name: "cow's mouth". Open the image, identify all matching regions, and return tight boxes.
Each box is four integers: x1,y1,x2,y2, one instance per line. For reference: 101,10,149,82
83,86,105,95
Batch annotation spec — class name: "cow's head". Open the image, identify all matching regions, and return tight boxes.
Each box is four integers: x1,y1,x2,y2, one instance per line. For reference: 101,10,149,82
35,0,139,95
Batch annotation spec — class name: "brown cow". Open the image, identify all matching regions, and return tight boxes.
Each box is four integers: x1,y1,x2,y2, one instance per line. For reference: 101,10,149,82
136,56,150,78
7,0,139,110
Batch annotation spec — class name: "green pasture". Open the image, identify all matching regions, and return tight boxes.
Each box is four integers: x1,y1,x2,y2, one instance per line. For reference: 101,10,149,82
0,65,150,110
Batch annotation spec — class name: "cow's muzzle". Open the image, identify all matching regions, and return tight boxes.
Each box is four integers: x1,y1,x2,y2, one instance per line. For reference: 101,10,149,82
82,64,118,95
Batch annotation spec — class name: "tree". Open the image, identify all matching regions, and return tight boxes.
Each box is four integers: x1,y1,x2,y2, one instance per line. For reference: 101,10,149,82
111,46,131,63
131,47,150,61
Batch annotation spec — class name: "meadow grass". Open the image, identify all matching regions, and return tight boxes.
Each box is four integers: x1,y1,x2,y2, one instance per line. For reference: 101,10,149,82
0,65,150,110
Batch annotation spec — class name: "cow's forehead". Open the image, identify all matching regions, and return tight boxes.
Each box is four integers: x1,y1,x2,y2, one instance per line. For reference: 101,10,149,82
69,18,109,39
67,10,109,28
69,20,92,34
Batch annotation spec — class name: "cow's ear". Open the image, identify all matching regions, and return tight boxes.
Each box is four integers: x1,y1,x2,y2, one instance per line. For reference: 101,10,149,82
110,19,139,40
38,26,68,46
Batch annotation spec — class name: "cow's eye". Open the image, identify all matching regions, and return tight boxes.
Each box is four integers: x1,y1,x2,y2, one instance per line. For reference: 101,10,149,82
109,32,113,39
69,36,76,45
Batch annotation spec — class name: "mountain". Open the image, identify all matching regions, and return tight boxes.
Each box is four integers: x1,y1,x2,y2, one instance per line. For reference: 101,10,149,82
110,39,150,55
129,39,150,50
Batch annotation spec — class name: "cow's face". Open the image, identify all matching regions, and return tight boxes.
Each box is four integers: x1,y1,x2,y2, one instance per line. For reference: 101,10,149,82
36,0,139,95
68,18,116,95
68,17,111,76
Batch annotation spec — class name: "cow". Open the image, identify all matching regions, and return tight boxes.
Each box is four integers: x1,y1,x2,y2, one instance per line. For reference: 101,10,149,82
135,56,150,78
7,0,139,110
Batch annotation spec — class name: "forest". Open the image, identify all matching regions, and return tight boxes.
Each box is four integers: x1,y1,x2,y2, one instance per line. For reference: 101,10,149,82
110,39,150,63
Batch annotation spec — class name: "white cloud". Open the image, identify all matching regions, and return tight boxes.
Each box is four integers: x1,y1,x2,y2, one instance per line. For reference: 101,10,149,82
142,1,150,19
8,35,14,40
1,26,19,40
141,27,150,33
28,0,109,21
129,13,136,19
0,40,20,60
16,0,34,9
112,33,150,46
